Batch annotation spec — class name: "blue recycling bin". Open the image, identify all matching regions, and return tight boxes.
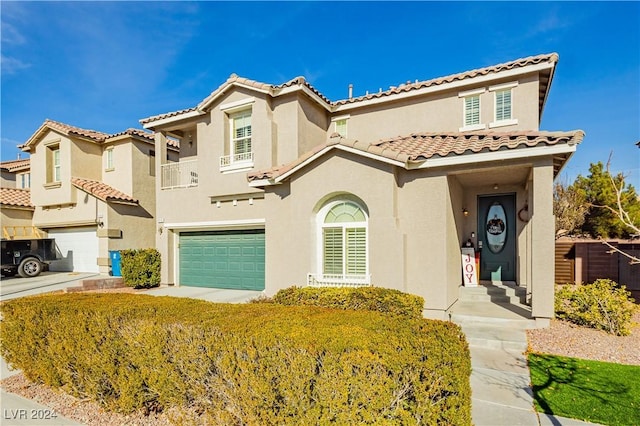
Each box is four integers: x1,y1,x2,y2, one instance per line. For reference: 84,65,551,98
109,250,122,277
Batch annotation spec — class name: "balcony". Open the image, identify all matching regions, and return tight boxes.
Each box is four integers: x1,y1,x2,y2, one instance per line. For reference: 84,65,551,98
161,160,198,189
307,273,371,288
219,152,254,172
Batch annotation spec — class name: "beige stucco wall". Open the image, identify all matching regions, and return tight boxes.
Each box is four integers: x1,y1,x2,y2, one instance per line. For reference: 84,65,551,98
1,207,34,229
261,151,468,318
1,171,16,187
336,73,541,143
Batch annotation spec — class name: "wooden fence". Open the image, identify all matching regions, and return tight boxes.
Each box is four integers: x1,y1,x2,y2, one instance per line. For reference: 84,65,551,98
555,240,640,292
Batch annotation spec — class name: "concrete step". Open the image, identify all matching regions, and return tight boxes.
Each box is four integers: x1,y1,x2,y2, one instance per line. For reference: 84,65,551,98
65,277,125,293
460,283,527,297
460,323,528,351
459,292,525,304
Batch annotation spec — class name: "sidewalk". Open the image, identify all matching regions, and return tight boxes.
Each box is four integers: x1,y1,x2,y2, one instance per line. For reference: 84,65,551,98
1,357,83,426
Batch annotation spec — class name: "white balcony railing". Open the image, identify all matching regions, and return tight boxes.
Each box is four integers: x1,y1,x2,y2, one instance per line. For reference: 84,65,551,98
161,160,198,189
219,152,254,170
307,273,371,288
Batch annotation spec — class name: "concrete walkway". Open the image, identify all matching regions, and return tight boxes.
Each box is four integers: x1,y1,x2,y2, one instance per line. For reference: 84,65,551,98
450,282,603,426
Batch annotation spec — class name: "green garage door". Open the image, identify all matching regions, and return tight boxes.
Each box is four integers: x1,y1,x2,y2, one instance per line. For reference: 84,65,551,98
179,230,265,290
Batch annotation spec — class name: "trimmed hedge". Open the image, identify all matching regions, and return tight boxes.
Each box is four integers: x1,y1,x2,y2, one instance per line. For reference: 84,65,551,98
0,294,471,425
270,286,425,320
555,279,639,336
120,248,160,289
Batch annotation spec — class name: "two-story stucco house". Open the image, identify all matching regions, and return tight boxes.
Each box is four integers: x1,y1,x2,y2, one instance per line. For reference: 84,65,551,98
142,53,583,324
19,120,178,273
1,158,35,238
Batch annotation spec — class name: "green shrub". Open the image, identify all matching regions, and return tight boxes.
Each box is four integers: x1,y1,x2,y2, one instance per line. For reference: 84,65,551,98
0,294,470,425
555,279,639,336
270,286,425,320
120,248,160,289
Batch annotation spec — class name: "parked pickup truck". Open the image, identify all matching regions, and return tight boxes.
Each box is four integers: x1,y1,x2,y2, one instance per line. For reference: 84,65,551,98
1,238,58,278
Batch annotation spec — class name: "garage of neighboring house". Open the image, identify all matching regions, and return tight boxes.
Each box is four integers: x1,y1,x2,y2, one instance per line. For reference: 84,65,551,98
178,229,265,290
48,227,99,273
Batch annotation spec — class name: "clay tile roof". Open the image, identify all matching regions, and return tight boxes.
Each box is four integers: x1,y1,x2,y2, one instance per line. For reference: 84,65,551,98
0,187,33,208
44,119,109,141
247,129,584,182
108,128,154,141
373,130,583,161
139,107,199,125
0,158,30,172
71,177,138,205
334,53,558,106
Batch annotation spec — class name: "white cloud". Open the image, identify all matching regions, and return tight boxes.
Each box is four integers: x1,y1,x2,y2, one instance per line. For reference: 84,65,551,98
1,22,26,45
1,55,30,74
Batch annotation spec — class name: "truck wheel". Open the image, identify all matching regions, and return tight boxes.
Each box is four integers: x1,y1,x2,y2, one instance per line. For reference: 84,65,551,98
18,258,42,278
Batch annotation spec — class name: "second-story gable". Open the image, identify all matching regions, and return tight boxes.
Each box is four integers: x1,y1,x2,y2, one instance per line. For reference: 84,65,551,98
142,53,557,197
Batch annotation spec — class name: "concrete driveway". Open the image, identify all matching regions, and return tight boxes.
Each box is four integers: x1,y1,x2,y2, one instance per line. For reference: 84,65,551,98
0,271,99,301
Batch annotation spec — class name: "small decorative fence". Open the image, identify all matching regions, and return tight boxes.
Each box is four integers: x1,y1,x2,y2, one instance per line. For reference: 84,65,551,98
307,273,371,288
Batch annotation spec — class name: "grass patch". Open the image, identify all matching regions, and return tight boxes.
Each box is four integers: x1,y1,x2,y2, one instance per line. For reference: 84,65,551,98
528,353,640,425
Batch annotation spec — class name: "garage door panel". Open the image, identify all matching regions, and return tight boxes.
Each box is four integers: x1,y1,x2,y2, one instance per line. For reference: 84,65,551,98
179,230,265,290
48,227,99,273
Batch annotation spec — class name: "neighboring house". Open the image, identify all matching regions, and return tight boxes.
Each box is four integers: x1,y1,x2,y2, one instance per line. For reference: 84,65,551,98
18,119,178,273
142,53,583,324
0,159,37,239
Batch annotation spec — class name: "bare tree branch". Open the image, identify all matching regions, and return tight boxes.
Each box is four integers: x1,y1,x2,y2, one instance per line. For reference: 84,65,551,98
600,152,640,264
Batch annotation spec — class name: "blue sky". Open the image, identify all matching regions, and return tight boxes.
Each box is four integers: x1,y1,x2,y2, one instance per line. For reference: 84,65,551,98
2,1,639,187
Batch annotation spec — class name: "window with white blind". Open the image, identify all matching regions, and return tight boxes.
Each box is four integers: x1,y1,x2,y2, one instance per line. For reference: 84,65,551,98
489,82,518,128
320,201,368,279
495,89,512,121
464,95,480,126
232,110,252,157
221,109,254,171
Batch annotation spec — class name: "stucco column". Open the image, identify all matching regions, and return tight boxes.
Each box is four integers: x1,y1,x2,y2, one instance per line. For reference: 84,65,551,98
154,131,170,284
530,161,555,320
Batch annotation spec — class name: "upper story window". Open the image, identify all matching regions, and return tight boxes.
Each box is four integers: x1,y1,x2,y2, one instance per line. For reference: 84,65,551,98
219,97,256,173
459,88,486,132
489,82,518,128
495,89,512,121
18,172,31,189
232,110,252,159
45,144,61,186
464,95,480,126
331,115,350,137
105,148,114,171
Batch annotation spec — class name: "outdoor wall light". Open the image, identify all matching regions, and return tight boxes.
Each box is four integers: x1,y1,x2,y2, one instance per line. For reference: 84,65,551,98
462,208,469,217
493,183,499,190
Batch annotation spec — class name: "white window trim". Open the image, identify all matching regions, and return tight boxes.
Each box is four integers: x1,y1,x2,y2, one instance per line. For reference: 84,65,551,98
459,92,485,132
53,147,61,183
219,97,255,113
490,82,518,127
331,114,350,136
459,123,487,132
105,148,114,171
221,108,254,172
488,81,518,92
489,118,518,129
458,87,486,98
315,200,369,284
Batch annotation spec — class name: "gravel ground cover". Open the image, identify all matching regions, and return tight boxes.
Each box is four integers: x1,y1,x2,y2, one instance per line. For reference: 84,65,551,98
527,312,640,366
2,289,639,425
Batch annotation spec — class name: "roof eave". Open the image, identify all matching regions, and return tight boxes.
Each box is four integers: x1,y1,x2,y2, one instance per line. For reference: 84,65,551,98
408,142,579,171
142,109,206,130
334,61,556,113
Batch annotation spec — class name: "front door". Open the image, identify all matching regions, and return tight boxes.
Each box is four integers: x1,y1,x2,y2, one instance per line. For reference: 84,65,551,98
478,194,516,281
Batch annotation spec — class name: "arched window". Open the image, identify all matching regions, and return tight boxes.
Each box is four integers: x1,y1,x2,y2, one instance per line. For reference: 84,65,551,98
318,201,368,283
